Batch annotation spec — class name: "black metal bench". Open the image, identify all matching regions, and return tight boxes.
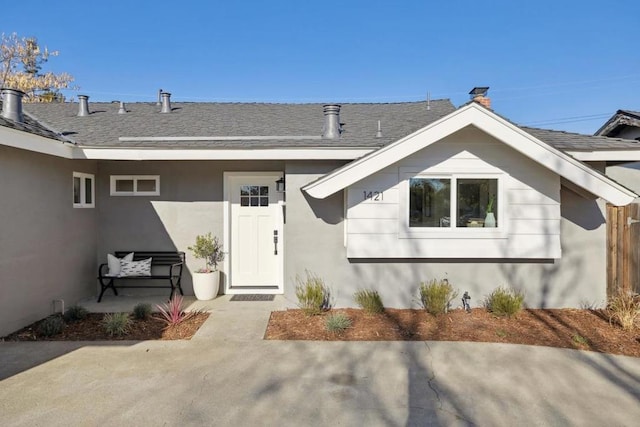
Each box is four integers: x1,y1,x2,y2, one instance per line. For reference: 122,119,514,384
97,251,185,302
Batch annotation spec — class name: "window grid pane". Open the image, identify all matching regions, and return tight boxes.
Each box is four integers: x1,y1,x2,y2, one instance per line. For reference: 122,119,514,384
409,178,451,227
73,177,81,204
84,177,92,204
239,185,269,207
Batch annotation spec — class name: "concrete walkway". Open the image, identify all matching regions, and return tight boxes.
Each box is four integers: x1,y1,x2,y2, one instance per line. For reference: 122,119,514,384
1,296,639,426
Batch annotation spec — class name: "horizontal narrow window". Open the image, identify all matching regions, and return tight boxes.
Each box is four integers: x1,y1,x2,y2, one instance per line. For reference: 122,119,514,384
110,176,160,196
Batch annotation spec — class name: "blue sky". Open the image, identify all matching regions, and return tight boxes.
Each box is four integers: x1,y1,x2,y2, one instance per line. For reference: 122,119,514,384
4,0,640,134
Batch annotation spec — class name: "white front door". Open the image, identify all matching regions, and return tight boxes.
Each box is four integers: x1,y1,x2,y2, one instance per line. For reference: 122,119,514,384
227,173,283,292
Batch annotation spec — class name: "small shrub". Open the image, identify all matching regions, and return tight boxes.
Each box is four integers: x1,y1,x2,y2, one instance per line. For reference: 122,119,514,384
102,312,131,337
133,303,152,320
607,292,640,331
419,279,458,315
484,287,524,317
156,294,193,326
325,312,352,333
63,305,89,322
37,315,65,337
295,270,331,316
354,289,384,314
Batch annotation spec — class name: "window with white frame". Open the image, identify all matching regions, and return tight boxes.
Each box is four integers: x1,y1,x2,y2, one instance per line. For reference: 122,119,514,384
110,175,160,196
407,175,499,230
73,172,95,208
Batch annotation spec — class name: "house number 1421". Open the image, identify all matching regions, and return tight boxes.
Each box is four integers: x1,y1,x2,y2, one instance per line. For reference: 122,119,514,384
363,191,383,201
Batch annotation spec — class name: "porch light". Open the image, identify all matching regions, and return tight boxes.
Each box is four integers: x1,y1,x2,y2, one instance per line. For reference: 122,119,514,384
276,177,285,193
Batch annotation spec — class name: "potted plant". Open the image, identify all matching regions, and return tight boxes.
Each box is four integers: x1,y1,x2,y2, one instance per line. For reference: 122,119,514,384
188,233,225,300
485,194,496,227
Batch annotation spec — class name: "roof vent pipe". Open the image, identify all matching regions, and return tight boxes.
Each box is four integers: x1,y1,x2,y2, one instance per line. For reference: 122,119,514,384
376,120,383,138
156,89,162,106
118,101,127,114
1,88,24,122
322,104,341,139
160,92,172,113
77,95,90,116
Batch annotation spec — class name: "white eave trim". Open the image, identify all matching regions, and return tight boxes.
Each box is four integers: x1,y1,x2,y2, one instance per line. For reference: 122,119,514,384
567,150,640,161
302,103,638,206
73,147,374,160
0,126,76,158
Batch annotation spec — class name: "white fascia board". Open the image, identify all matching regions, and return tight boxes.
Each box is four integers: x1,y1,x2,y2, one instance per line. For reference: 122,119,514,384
303,103,637,206
0,126,76,158
567,150,640,162
73,147,373,160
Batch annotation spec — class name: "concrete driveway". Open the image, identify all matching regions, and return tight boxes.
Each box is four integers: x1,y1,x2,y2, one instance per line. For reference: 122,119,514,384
1,296,639,426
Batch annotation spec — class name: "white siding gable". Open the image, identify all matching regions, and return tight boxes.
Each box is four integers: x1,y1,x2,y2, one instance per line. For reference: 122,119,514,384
346,126,561,259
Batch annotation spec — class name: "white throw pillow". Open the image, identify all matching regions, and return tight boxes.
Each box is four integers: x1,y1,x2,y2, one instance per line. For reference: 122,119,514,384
119,257,152,277
107,252,134,276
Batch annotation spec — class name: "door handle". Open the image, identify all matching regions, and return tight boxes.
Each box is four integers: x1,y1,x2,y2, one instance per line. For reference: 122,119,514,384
273,230,278,255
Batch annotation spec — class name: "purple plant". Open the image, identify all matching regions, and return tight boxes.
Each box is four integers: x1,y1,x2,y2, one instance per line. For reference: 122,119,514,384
156,294,192,326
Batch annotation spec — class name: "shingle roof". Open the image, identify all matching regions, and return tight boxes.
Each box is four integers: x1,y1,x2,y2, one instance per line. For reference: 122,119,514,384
0,100,71,143
522,126,640,151
23,100,456,148
594,109,640,137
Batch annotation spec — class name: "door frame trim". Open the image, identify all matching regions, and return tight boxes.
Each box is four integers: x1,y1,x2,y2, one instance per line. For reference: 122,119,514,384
223,171,284,294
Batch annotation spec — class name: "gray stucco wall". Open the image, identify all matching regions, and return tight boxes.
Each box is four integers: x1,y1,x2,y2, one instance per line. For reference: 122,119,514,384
606,162,640,197
0,145,97,336
284,161,608,309
96,160,284,296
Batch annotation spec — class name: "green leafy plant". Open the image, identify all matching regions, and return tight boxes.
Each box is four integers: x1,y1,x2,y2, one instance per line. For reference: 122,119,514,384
419,279,458,315
486,194,496,213
102,312,131,337
63,305,88,322
132,303,152,320
188,232,225,273
572,334,589,348
295,270,331,316
325,312,352,333
156,294,194,326
607,292,640,331
354,289,384,314
37,314,65,337
484,287,524,317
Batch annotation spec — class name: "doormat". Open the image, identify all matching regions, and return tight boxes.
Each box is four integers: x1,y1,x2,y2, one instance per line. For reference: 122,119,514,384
230,294,275,302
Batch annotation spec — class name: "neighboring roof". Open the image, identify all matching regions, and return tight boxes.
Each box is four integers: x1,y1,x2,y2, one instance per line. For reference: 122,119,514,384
594,110,640,137
302,102,638,206
24,100,455,148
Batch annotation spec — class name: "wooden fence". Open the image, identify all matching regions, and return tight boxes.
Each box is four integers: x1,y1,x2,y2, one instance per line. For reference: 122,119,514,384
607,203,640,298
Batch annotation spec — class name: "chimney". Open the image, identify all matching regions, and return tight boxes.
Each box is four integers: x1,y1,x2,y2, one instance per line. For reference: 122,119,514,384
160,92,172,113
469,87,491,109
322,104,342,139
77,95,90,116
1,88,24,122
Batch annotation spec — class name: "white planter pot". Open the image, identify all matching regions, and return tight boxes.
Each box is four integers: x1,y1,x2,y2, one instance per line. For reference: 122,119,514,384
484,212,496,228
192,271,220,300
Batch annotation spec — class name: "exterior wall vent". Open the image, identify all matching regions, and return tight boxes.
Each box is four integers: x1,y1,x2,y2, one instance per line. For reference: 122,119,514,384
160,92,172,113
1,88,24,122
77,95,90,116
322,104,342,139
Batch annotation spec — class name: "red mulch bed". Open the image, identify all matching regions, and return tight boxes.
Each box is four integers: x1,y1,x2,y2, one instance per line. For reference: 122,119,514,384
2,313,209,341
265,308,640,357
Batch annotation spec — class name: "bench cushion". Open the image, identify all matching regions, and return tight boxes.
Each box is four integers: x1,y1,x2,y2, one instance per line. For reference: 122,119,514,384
107,252,134,276
119,257,152,277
